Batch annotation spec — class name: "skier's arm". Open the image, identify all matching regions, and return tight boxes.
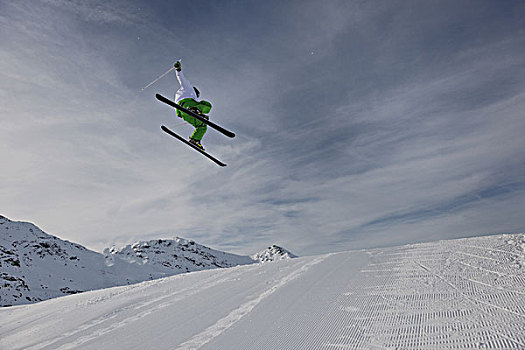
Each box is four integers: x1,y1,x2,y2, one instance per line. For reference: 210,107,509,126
174,61,198,102
176,70,194,92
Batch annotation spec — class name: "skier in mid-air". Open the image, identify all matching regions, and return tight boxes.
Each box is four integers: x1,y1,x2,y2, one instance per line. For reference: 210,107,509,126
155,60,234,166
173,60,212,150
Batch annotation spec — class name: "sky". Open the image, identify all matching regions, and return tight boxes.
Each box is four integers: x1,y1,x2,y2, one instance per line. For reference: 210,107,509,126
1,0,525,256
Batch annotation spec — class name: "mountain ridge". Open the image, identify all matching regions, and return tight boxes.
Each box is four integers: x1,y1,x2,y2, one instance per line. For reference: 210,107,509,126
0,215,296,307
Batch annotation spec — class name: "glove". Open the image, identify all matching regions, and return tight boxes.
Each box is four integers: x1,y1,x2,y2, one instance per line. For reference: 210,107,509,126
174,61,181,71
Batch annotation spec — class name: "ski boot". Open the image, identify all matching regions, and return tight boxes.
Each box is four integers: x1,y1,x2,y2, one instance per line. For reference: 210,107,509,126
189,138,205,151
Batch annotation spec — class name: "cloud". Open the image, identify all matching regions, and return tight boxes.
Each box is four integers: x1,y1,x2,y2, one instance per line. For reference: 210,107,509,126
1,0,524,256
42,0,147,26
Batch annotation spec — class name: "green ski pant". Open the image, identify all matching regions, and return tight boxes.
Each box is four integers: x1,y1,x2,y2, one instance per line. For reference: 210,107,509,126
177,98,212,141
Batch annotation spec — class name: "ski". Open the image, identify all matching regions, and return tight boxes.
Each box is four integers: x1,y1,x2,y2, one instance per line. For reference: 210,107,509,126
156,94,236,138
161,125,226,167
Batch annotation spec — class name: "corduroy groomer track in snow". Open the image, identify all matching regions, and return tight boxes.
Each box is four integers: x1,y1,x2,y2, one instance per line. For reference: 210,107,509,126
1,233,524,349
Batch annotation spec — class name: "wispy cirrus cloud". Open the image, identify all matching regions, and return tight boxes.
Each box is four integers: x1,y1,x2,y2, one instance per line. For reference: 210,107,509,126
1,0,524,256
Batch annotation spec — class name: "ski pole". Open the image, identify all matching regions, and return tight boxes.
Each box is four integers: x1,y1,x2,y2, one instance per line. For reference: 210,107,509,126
141,66,174,91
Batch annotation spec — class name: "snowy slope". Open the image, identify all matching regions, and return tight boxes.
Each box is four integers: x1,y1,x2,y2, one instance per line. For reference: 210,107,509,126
1,233,524,349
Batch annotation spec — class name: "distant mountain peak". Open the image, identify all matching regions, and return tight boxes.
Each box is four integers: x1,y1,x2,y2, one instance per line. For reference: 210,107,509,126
107,237,253,274
252,244,297,262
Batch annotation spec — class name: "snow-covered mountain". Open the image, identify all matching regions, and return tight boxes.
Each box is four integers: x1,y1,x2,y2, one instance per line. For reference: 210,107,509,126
106,237,254,274
0,215,295,307
1,233,524,349
0,215,151,307
252,244,297,262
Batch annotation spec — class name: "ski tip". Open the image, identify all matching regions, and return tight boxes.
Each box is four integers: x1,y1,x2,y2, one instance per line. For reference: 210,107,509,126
156,93,169,101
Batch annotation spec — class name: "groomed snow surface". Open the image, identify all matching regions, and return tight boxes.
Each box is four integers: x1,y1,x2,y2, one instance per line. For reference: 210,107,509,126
1,233,524,349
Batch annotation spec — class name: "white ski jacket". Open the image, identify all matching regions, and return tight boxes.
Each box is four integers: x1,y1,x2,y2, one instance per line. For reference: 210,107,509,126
174,70,198,103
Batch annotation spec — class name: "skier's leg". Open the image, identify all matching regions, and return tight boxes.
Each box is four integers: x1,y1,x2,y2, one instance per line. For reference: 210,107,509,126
176,98,198,118
179,112,206,149
178,98,209,141
180,112,206,141
190,122,207,141
182,113,208,141
196,100,212,114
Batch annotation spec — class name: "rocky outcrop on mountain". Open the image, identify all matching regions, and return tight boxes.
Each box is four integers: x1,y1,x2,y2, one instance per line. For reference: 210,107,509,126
106,237,254,275
252,244,297,262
